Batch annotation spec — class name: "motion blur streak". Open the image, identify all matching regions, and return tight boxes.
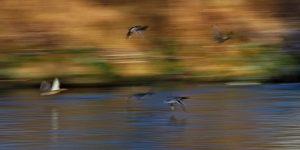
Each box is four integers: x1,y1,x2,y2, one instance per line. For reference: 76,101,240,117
0,0,299,83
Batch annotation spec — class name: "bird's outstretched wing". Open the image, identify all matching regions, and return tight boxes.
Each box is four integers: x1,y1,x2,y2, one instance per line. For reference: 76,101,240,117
212,25,223,42
179,96,189,100
126,30,133,38
51,78,60,91
164,99,175,104
40,81,51,92
212,25,234,43
127,25,148,39
140,25,148,31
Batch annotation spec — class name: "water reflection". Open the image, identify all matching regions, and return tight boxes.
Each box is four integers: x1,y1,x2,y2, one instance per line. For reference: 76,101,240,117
168,115,187,126
0,83,300,149
51,108,59,131
50,107,59,145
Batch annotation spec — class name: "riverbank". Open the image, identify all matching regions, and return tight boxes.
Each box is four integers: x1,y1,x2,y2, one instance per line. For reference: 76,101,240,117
1,73,300,91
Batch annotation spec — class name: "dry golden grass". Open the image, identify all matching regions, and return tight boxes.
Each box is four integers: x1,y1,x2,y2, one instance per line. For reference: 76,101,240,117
0,0,297,80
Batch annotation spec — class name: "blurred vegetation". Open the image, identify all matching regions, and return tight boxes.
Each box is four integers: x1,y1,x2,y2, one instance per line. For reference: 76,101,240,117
0,0,299,84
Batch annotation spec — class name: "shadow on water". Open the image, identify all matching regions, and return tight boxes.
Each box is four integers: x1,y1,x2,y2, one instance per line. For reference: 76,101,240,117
0,83,300,149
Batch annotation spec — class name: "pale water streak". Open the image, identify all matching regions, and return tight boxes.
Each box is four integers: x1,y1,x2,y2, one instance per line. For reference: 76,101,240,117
0,83,300,149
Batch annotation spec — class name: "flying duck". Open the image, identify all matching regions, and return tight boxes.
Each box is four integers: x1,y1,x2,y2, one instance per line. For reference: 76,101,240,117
212,25,233,43
40,78,67,96
164,96,188,111
127,25,148,39
129,91,154,100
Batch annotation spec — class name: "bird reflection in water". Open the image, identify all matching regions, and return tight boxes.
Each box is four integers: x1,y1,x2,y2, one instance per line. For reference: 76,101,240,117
168,115,187,126
50,107,59,144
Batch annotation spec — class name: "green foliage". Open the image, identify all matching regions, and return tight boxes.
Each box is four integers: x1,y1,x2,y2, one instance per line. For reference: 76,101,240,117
237,43,298,79
152,39,186,74
96,62,120,81
52,48,98,55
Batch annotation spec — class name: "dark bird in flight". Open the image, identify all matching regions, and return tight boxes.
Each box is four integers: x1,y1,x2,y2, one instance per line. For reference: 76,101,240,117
164,96,189,111
127,25,148,39
212,25,233,43
128,91,154,100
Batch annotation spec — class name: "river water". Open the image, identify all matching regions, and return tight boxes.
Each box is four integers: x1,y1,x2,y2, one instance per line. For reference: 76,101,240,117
0,83,300,150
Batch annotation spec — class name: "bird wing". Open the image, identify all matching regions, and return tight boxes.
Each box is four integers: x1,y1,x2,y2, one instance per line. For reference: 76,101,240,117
164,99,175,104
176,100,186,111
140,26,148,31
126,30,132,38
212,25,223,41
129,93,145,100
181,96,189,100
127,26,138,38
51,78,60,91
40,81,51,91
